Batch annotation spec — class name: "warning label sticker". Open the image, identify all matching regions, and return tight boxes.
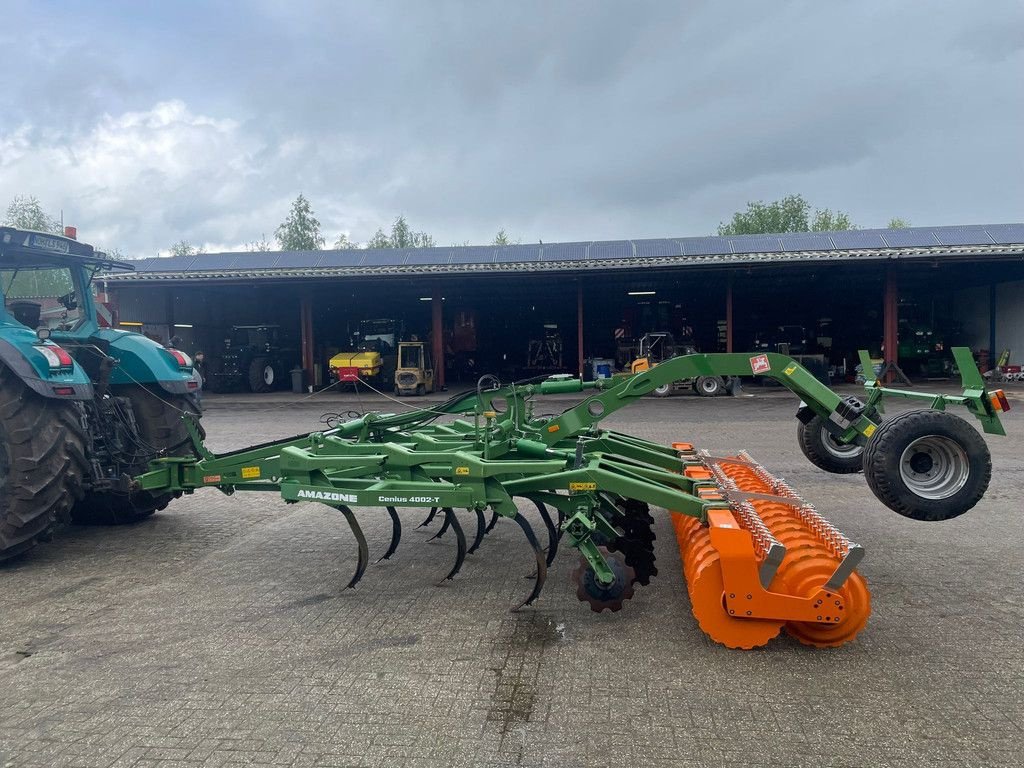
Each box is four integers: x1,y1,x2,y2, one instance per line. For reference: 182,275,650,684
241,466,261,479
749,355,771,374
203,475,222,484
569,482,597,492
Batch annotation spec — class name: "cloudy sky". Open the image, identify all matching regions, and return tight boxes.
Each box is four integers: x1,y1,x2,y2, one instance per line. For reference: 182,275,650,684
1,1,1022,256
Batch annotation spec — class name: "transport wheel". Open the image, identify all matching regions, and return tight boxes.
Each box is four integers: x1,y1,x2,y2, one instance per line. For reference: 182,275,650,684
72,386,202,525
572,546,636,612
0,366,87,561
652,383,672,397
862,409,990,521
797,414,864,474
248,356,275,392
694,376,723,397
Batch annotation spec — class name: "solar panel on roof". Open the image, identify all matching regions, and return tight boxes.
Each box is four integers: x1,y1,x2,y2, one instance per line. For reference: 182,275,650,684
404,249,449,265
187,254,242,270
729,236,783,254
633,239,683,258
542,243,588,261
274,251,324,268
828,230,887,249
779,234,833,252
681,237,729,256
983,224,1024,244
494,245,541,263
449,247,495,264
929,226,993,247
880,229,939,248
589,241,632,260
358,250,405,267
317,250,364,268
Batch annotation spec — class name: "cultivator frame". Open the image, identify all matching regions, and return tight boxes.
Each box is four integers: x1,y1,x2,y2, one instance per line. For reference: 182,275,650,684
136,348,1006,648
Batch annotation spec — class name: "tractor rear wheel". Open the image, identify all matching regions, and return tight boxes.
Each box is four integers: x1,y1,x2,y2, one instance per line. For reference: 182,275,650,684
797,414,864,474
0,367,87,561
862,409,990,521
248,357,275,392
71,386,202,526
694,376,723,397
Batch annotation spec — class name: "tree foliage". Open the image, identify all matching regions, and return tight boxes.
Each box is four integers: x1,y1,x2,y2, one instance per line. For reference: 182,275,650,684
492,228,520,245
365,216,435,249
887,217,910,229
333,232,357,249
275,194,325,251
717,194,857,235
3,195,61,233
168,240,204,257
247,233,273,252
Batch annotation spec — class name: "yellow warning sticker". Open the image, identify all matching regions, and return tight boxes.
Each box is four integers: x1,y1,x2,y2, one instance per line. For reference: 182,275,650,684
863,424,876,438
547,424,560,433
784,365,797,376
241,466,261,479
455,466,470,476
569,482,597,492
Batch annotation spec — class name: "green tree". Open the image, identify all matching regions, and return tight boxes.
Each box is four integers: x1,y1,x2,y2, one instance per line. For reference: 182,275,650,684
275,194,325,251
168,240,203,257
492,228,516,245
247,233,273,252
887,217,910,229
717,194,856,235
3,195,61,233
366,228,391,249
365,216,435,248
333,232,358,249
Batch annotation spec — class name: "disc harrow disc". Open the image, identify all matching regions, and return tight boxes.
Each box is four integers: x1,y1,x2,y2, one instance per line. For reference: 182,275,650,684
572,546,636,613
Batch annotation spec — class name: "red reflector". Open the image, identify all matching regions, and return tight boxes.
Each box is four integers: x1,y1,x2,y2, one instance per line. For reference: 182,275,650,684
338,367,359,382
187,380,198,390
992,389,1011,412
52,386,76,396
53,346,74,367
167,349,189,367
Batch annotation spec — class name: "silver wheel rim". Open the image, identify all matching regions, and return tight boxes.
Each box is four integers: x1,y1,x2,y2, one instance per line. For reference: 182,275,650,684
700,379,719,394
263,366,274,385
654,384,670,395
899,435,969,499
820,427,862,459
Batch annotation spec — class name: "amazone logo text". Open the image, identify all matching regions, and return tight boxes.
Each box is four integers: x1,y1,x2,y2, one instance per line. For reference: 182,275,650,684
297,489,358,503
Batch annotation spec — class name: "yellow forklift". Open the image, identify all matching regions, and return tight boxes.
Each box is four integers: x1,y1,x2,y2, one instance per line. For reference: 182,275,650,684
394,340,435,396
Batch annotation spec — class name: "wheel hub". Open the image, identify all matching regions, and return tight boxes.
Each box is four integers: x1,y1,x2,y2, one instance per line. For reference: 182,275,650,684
899,435,969,500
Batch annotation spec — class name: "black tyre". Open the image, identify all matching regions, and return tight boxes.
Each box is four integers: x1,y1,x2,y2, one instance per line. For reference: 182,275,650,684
797,415,864,474
0,366,88,561
416,384,425,396
652,383,672,398
862,409,991,521
248,357,275,392
71,386,202,525
694,376,723,397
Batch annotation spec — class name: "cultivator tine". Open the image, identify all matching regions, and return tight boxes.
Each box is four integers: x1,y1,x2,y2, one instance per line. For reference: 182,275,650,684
338,506,369,589
533,500,559,567
428,510,451,540
467,507,487,554
439,507,468,582
484,510,499,533
511,513,547,610
417,506,439,529
376,506,402,563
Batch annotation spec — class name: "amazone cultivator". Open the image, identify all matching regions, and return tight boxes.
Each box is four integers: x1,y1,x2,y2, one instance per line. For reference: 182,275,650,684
137,348,1007,649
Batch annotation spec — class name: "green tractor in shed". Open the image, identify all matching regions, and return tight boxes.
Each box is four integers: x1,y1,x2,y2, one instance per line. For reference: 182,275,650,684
0,227,203,561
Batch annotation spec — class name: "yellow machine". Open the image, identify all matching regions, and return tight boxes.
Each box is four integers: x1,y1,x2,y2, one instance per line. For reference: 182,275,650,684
394,341,435,396
329,349,383,385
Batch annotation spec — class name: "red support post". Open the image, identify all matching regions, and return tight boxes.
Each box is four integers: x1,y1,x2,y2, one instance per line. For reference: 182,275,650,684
577,283,584,379
300,295,314,387
725,277,734,354
432,288,445,390
883,264,898,383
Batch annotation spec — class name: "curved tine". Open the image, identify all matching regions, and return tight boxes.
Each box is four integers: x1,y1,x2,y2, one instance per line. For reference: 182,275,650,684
338,505,369,589
533,500,559,567
467,507,487,554
439,507,468,582
376,506,402,563
484,510,500,534
428,509,452,541
511,513,547,611
416,506,439,529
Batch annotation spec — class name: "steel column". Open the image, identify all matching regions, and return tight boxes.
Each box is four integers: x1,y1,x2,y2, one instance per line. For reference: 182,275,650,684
432,288,445,390
725,277,734,354
300,295,314,386
883,264,898,383
989,283,997,367
577,283,584,378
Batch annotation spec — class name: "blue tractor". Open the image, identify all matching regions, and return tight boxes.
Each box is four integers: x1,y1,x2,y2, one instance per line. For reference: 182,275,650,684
0,227,202,560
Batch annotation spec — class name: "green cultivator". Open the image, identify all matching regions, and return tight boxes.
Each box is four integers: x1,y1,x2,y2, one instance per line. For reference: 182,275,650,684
136,348,1008,648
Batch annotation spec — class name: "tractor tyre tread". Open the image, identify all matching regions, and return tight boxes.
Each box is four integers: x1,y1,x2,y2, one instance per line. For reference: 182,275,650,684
862,408,990,521
248,357,272,393
0,367,87,561
797,415,864,474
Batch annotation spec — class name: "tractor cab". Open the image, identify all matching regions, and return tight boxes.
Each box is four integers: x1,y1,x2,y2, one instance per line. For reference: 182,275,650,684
394,340,434,396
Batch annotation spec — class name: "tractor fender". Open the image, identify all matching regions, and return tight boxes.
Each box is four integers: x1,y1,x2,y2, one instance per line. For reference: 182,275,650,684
93,328,195,395
0,335,94,400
